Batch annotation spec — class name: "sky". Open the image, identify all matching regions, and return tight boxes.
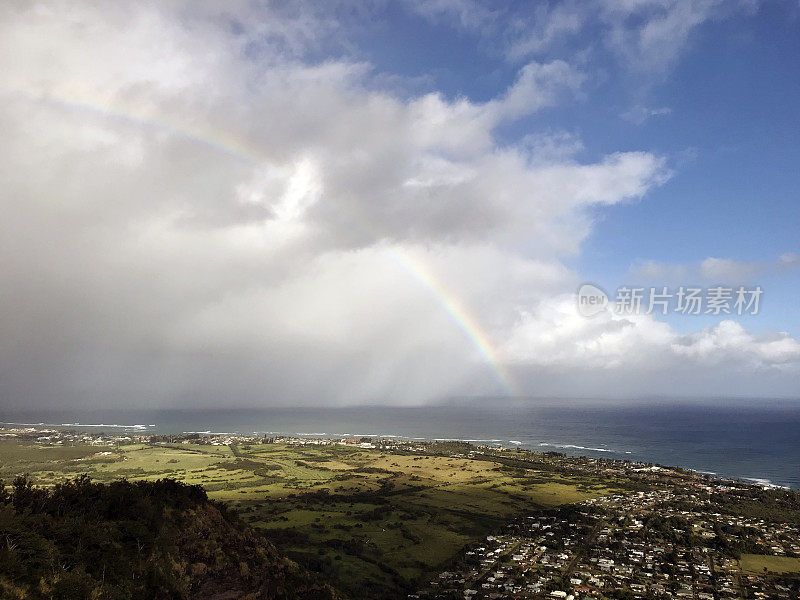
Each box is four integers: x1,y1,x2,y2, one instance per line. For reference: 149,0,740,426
0,0,798,409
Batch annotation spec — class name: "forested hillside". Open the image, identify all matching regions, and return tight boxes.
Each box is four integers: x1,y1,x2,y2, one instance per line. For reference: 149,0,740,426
0,476,343,600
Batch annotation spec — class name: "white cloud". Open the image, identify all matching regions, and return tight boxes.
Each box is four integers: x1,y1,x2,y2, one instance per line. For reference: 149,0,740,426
486,60,585,121
699,257,760,282
673,320,800,366
630,255,799,284
503,297,800,395
508,297,785,370
598,0,723,75
520,130,585,165
426,0,759,84
404,0,496,32
778,253,800,270
507,1,586,60
622,105,672,124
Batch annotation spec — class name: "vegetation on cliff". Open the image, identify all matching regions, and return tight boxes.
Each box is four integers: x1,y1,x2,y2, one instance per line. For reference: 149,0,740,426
0,475,342,600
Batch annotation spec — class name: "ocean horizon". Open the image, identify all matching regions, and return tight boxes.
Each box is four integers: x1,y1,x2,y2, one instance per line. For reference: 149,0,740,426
3,398,799,489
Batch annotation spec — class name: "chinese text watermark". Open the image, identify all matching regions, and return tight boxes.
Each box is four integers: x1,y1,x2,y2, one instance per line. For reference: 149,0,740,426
577,284,762,318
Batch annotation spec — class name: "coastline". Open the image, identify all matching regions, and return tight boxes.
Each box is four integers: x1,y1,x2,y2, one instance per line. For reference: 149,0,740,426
1,421,793,490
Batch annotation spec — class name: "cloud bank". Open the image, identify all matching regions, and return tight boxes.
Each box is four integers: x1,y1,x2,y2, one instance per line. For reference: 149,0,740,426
0,1,797,408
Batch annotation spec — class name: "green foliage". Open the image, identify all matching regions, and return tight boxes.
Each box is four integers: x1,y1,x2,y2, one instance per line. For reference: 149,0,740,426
712,488,800,525
0,475,343,600
51,568,97,600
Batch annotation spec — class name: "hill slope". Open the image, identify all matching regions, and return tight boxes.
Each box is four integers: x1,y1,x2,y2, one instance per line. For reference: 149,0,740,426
0,476,343,600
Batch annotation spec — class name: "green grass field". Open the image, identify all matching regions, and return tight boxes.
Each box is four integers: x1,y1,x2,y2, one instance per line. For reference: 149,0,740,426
0,438,614,598
740,554,800,575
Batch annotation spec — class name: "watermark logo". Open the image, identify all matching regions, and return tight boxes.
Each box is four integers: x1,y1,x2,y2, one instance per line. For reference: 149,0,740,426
577,284,763,317
577,283,610,317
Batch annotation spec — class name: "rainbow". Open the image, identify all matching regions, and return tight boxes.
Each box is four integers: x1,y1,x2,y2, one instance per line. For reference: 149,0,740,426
6,89,517,395
389,250,517,395
4,89,274,167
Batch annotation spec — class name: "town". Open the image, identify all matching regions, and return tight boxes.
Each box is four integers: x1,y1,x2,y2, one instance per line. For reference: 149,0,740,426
414,485,800,599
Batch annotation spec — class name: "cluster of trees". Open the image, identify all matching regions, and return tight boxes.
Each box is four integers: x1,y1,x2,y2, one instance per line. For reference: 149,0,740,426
0,475,341,600
712,488,800,525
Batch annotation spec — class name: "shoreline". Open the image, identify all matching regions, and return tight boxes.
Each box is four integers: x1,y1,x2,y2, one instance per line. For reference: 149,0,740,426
0,422,793,490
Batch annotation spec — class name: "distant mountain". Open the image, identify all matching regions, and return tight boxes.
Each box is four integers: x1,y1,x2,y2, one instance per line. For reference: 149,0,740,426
0,475,344,600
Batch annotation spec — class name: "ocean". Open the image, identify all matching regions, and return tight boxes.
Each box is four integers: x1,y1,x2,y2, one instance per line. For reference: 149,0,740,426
2,399,799,488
